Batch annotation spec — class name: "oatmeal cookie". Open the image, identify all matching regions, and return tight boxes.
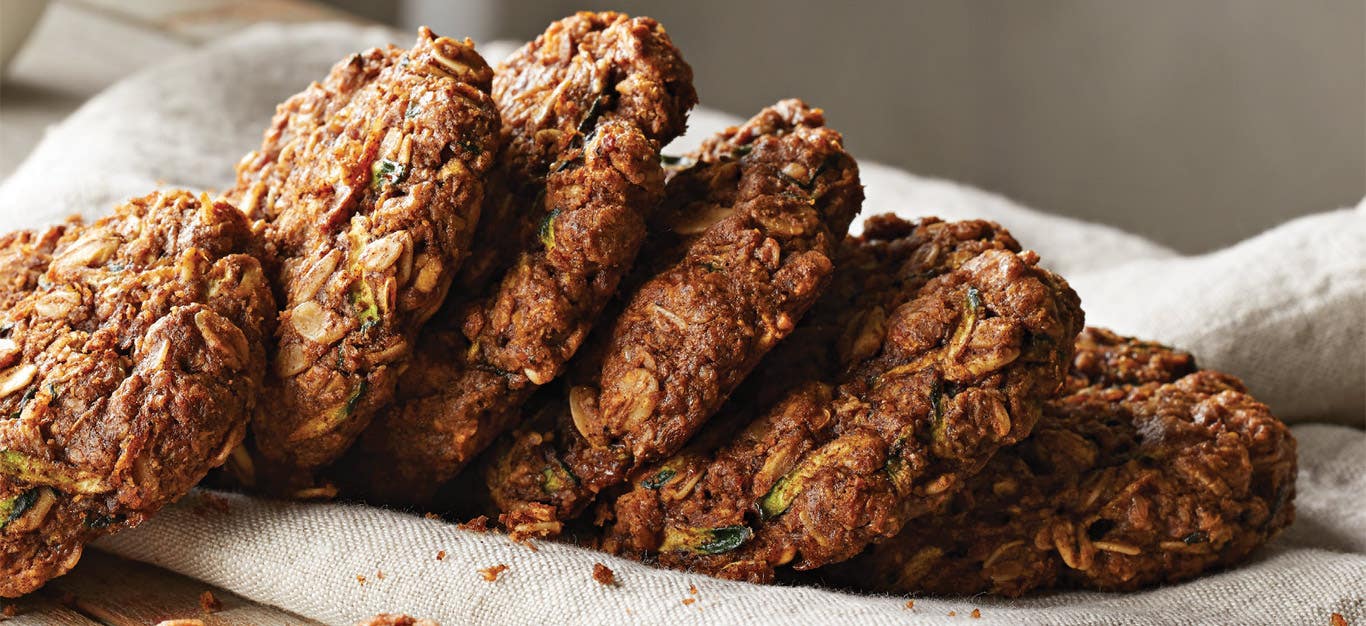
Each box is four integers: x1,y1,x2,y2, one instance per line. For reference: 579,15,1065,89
598,215,1083,582
343,13,693,506
495,11,695,194
482,104,863,530
0,190,274,597
840,332,1295,596
226,28,501,486
457,10,696,298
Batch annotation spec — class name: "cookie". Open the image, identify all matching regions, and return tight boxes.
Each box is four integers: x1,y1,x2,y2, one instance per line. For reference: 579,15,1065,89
344,12,694,506
840,331,1295,596
599,216,1083,582
0,190,273,597
482,101,863,533
227,28,501,488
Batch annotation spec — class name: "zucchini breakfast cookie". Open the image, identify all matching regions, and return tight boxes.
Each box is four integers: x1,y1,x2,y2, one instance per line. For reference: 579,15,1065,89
837,330,1296,597
482,101,863,533
598,215,1083,583
457,10,697,291
344,11,694,506
226,28,501,489
0,190,274,597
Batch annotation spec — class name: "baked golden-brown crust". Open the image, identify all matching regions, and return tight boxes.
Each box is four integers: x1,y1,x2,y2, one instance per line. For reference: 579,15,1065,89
481,101,863,529
0,190,274,597
348,121,665,504
0,220,80,312
342,13,693,506
457,10,696,299
584,100,862,470
226,28,500,488
1065,326,1197,392
598,215,1083,582
839,331,1296,597
494,11,695,190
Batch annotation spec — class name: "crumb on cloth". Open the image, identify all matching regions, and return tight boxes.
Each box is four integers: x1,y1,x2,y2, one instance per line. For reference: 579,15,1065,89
355,613,440,626
500,507,562,547
480,564,509,582
199,591,222,613
593,563,616,586
457,515,489,532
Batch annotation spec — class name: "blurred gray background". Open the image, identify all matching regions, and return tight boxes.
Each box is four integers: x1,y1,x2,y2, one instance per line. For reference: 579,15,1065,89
3,1,1361,253
344,0,1366,253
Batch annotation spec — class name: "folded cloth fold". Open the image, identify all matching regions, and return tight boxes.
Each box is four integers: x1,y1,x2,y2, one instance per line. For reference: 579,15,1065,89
2,22,1362,625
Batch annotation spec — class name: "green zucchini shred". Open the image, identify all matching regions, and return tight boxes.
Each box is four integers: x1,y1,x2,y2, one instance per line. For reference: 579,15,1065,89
661,525,753,555
0,489,39,530
538,208,561,251
641,467,676,490
371,159,408,189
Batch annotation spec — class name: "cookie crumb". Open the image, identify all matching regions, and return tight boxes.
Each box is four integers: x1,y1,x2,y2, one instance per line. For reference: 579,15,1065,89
436,550,447,561
199,591,222,613
593,563,616,586
682,598,696,606
1331,613,1348,626
689,584,698,595
356,575,367,586
376,570,386,580
424,512,442,521
971,608,981,619
479,564,509,582
501,507,562,546
457,515,489,532
948,611,957,617
905,600,915,609
355,614,439,626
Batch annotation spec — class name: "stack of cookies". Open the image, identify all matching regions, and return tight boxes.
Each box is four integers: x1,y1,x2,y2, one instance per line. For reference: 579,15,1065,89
0,12,1296,599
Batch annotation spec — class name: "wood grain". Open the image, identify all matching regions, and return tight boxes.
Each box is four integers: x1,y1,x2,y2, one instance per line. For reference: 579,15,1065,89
35,551,320,626
0,593,101,625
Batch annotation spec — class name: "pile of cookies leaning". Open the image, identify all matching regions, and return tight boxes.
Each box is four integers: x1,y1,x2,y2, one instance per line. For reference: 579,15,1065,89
0,12,1296,599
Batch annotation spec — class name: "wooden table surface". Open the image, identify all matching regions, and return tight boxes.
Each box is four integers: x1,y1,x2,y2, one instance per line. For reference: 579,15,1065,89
1,2,358,623
3,552,319,625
